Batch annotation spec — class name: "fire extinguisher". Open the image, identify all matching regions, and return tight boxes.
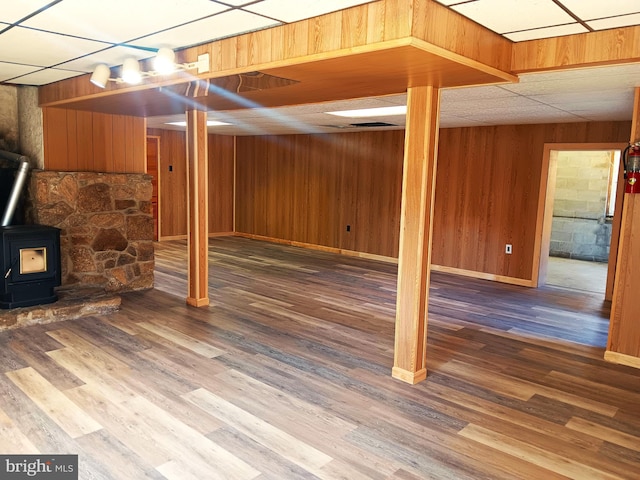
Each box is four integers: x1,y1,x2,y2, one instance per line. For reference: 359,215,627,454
623,142,640,194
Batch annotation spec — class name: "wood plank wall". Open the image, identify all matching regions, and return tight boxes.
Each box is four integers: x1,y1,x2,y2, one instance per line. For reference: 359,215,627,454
147,129,234,238
147,128,188,238
433,121,631,281
234,131,404,257
512,26,640,73
234,121,630,280
208,135,234,234
42,107,145,172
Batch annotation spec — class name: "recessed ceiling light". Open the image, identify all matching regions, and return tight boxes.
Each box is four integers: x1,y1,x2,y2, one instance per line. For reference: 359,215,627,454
165,120,232,127
325,106,407,117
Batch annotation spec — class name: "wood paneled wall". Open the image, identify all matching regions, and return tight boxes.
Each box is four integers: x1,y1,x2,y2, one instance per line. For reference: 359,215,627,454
512,25,640,73
208,135,234,234
235,131,404,257
433,121,631,281
43,107,145,172
235,121,630,281
147,129,234,238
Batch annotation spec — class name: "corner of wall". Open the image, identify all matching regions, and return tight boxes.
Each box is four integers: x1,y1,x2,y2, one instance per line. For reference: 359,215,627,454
17,86,44,169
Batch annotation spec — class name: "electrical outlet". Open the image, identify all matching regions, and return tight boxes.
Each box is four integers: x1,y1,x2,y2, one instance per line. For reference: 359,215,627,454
346,225,351,232
505,244,512,254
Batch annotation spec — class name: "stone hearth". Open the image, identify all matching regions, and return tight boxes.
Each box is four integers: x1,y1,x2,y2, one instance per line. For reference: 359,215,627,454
27,171,154,292
0,287,120,331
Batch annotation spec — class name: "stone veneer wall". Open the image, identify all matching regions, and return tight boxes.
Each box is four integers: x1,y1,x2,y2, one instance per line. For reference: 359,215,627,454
26,171,154,292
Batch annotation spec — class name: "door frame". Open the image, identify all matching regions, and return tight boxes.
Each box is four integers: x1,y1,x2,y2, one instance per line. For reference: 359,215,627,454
534,142,627,300
147,135,161,241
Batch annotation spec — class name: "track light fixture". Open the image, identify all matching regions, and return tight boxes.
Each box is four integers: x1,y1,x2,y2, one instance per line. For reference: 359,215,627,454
90,49,210,89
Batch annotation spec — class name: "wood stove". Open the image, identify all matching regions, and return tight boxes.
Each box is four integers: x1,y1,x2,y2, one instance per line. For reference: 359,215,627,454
0,225,61,309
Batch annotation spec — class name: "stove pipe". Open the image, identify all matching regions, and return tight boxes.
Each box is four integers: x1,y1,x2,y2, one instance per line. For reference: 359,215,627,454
0,150,30,227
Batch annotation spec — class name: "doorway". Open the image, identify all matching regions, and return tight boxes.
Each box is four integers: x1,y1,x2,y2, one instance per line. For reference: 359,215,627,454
538,143,627,299
146,136,160,241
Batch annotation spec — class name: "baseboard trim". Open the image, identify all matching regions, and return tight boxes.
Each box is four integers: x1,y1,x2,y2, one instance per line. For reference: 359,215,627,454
604,350,640,369
392,366,427,385
430,265,535,287
233,232,397,264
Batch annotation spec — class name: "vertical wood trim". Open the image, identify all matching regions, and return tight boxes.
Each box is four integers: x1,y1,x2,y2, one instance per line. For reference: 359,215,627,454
233,136,237,233
186,110,210,307
535,147,557,287
606,156,627,300
392,85,440,385
536,143,627,288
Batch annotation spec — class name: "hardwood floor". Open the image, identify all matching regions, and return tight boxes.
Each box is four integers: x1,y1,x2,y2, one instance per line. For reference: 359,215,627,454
1,236,639,479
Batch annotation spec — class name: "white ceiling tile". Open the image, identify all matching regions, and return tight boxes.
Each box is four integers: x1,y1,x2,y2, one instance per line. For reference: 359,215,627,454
505,23,588,41
530,90,633,105
587,13,640,31
558,0,640,20
441,85,517,102
458,104,570,117
440,117,491,128
433,0,467,6
0,27,107,66
23,0,230,44
446,96,545,112
0,62,41,82
243,0,377,23
134,9,280,49
57,46,157,72
452,0,575,34
377,94,408,106
7,68,86,86
0,0,53,24
212,0,263,5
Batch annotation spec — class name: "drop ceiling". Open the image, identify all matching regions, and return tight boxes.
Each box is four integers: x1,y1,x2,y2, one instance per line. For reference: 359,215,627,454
1,0,640,133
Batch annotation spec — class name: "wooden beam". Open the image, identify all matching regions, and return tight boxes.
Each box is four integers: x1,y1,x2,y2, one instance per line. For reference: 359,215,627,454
392,85,440,384
606,87,640,368
186,109,209,307
511,25,640,73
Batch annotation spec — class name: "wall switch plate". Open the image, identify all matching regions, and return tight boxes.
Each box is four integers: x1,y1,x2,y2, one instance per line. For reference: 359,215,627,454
505,244,512,254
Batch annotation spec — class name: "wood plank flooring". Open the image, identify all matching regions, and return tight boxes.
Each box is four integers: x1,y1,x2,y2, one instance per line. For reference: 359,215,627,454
1,236,639,479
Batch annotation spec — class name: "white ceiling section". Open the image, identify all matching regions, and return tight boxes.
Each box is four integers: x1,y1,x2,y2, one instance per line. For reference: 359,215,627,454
1,0,640,132
0,0,377,85
435,0,640,41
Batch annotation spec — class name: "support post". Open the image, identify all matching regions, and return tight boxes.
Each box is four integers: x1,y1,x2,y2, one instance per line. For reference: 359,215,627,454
186,109,209,307
392,85,440,384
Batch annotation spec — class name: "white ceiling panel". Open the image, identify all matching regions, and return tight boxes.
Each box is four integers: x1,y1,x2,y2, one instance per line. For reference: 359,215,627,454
243,0,377,23
0,27,107,66
441,85,517,102
0,0,53,24
57,46,157,72
22,0,230,44
214,0,262,5
7,68,86,86
587,13,640,31
505,23,588,42
0,63,41,83
451,0,574,34
134,9,280,49
559,0,640,20
445,95,546,112
433,0,462,6
2,0,640,132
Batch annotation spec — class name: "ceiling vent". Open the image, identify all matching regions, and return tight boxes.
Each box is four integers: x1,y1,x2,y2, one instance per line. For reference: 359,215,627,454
349,121,398,127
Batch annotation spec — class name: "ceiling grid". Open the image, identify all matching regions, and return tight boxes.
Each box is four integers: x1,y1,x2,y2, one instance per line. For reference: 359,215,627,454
1,0,639,133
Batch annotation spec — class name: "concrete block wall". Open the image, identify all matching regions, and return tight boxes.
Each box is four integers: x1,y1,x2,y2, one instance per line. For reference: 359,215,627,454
550,150,614,262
